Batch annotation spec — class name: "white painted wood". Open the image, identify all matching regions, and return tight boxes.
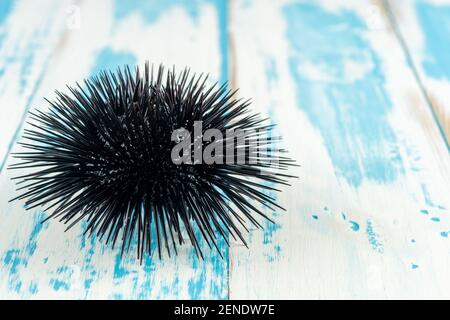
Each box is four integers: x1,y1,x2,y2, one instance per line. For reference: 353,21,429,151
387,0,450,143
0,0,228,299
229,0,450,299
0,0,71,169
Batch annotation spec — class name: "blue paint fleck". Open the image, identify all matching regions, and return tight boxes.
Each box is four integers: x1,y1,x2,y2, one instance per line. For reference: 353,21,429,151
49,266,74,292
349,220,359,232
14,281,22,293
26,211,47,256
420,209,429,215
421,184,446,210
263,221,281,245
274,244,281,254
312,214,319,220
113,253,130,279
411,263,419,270
366,219,384,253
29,282,38,295
283,3,404,187
84,279,94,290
411,239,416,243
264,244,282,263
111,293,123,300
50,278,70,291
431,217,441,222
440,231,448,238
341,212,346,220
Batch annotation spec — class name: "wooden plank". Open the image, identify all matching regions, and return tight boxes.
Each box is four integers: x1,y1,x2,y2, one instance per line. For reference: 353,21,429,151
0,0,70,170
387,0,450,145
229,0,450,299
0,0,229,299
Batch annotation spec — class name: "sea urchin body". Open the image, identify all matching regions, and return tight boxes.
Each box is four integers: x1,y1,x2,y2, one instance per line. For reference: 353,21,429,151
9,63,296,260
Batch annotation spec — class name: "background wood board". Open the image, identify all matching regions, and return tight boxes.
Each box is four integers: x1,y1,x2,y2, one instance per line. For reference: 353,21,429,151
0,0,449,299
0,0,70,170
387,0,450,145
0,0,229,299
229,0,450,299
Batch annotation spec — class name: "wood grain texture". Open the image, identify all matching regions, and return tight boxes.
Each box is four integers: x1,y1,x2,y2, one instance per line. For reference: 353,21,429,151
0,0,229,299
1,0,449,300
229,0,450,299
0,0,70,170
387,0,450,146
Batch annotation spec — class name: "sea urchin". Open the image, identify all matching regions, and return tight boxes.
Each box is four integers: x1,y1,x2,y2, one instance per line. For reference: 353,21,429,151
9,63,296,260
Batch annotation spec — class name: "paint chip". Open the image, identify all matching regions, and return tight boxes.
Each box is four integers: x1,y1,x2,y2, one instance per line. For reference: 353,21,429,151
431,217,440,222
366,220,384,253
312,214,318,220
349,220,359,232
411,263,419,270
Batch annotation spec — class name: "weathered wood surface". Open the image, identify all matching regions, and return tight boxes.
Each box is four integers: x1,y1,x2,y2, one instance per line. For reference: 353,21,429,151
229,0,450,299
387,0,450,145
0,0,449,299
0,0,228,299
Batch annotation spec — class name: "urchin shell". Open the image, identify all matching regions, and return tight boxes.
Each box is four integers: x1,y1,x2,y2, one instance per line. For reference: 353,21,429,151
9,63,296,260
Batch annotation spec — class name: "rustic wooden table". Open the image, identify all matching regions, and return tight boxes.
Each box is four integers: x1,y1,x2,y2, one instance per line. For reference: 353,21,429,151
0,0,449,299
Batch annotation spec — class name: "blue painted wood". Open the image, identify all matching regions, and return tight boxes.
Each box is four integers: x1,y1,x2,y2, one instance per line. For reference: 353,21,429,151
408,0,450,145
0,0,69,170
0,0,229,299
228,0,450,299
1,0,449,300
387,0,450,145
415,1,450,89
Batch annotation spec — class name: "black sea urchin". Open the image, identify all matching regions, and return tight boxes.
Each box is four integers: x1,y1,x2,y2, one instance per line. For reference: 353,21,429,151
9,63,296,260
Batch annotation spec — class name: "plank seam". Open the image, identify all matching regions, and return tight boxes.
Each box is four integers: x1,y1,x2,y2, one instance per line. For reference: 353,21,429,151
0,0,81,173
382,0,450,151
